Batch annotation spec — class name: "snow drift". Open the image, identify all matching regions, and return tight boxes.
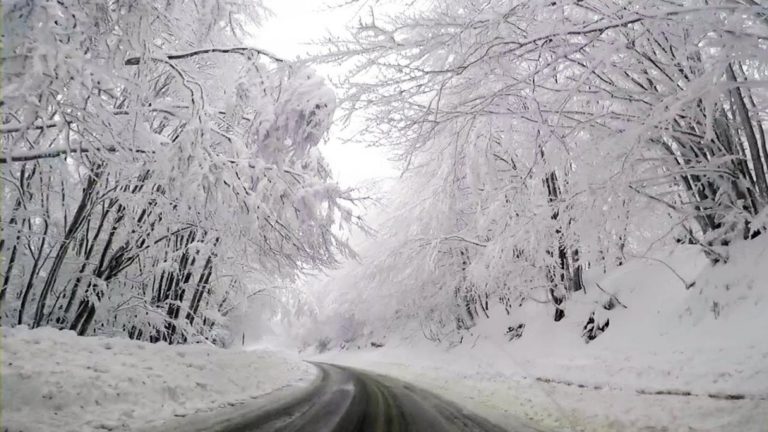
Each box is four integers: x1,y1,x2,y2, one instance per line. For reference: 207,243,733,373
2,326,315,432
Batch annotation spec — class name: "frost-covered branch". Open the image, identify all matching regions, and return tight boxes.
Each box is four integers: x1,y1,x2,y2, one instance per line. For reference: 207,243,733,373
124,47,284,66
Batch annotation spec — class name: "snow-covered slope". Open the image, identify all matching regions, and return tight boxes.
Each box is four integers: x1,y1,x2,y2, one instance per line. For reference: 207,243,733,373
315,237,768,431
318,345,768,432
2,326,315,432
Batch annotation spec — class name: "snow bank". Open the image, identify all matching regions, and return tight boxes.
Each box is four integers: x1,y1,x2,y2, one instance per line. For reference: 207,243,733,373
315,238,768,431
2,326,315,432
318,345,768,432
483,241,768,399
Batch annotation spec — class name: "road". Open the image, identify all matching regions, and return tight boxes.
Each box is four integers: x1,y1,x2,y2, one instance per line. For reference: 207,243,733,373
221,362,519,432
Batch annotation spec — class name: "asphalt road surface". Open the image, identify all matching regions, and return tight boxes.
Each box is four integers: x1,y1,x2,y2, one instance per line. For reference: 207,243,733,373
221,362,516,432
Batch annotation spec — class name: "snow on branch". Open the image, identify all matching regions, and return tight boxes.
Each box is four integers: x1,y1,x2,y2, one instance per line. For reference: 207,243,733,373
0,145,152,164
124,47,284,66
1,121,67,134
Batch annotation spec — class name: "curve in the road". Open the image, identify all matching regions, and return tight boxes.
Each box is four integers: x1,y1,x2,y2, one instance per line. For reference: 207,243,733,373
233,362,538,432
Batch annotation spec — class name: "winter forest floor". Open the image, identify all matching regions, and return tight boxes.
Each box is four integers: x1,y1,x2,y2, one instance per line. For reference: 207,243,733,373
1,327,314,432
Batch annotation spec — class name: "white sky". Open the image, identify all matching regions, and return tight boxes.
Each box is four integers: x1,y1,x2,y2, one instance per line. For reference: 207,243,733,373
253,0,398,189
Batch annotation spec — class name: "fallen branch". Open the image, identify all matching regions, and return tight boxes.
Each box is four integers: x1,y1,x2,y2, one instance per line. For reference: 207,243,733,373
594,282,628,309
627,255,696,290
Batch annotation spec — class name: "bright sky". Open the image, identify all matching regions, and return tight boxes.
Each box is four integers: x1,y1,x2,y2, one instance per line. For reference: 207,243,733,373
253,0,398,189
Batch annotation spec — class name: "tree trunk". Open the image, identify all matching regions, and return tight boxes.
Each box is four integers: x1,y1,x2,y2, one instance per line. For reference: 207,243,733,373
32,167,101,327
727,63,768,207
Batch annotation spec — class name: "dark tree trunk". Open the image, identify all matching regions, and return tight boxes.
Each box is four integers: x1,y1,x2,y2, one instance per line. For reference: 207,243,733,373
185,238,219,327
32,167,102,327
543,166,581,320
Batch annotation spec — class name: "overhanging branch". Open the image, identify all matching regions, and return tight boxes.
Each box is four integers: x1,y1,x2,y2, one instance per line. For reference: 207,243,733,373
1,146,152,164
124,47,285,66
1,121,67,134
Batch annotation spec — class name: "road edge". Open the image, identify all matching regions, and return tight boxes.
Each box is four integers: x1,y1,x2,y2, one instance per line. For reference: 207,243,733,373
134,361,326,432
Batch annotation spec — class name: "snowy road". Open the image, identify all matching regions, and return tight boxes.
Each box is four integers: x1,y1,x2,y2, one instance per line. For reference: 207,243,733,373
223,362,525,432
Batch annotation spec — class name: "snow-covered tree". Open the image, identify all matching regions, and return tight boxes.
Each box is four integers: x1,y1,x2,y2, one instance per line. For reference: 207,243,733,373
317,0,768,334
1,0,360,345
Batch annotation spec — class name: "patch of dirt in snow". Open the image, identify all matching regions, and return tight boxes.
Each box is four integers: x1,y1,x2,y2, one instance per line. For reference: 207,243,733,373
2,326,315,432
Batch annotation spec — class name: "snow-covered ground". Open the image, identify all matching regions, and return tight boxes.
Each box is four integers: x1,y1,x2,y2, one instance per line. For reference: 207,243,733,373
315,238,768,431
4,238,767,431
2,326,315,432
318,346,768,431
